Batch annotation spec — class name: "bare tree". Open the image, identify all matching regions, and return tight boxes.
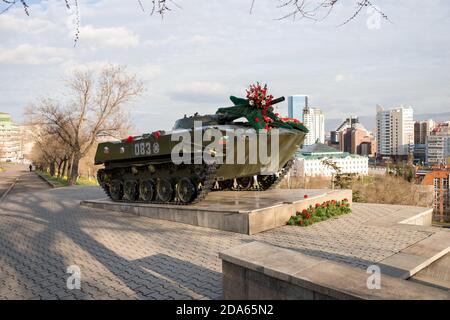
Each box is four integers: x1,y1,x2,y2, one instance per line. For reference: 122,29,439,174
29,132,67,176
29,65,143,185
1,0,388,26
272,0,388,23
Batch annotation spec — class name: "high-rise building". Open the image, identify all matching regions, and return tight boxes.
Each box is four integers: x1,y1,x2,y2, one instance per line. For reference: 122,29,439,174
0,112,21,162
287,95,324,146
413,120,435,164
302,106,325,146
376,105,414,159
288,95,308,119
414,120,435,144
338,119,376,157
426,122,450,166
328,117,358,149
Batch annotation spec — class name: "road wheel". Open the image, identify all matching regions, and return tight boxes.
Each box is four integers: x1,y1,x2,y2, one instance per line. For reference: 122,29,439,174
257,174,277,190
123,179,138,201
97,169,105,185
109,179,123,201
176,177,197,203
217,179,234,190
236,176,252,190
139,179,156,202
157,178,174,203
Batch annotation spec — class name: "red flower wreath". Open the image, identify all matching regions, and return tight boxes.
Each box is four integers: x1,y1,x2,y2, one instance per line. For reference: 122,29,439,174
246,82,274,130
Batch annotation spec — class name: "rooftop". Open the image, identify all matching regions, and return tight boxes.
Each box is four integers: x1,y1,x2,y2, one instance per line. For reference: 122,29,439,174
300,142,344,155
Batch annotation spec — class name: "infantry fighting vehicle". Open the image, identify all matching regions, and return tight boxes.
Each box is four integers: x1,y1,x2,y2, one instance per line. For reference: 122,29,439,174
95,96,308,204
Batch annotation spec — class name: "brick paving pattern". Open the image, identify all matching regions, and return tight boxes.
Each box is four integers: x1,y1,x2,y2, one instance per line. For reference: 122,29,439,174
0,167,434,299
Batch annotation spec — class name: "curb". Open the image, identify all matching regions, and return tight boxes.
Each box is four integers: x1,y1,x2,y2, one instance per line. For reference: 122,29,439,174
34,172,58,188
0,178,18,203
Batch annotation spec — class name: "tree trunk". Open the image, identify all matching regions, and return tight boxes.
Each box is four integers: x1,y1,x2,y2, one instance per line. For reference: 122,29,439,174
68,152,81,186
61,158,68,180
49,161,56,176
57,160,63,178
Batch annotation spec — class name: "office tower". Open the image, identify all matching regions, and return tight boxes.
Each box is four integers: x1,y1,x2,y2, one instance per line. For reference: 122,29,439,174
376,105,414,159
302,106,325,146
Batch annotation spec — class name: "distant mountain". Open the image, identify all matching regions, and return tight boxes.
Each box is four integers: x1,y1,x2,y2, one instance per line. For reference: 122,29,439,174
325,112,450,133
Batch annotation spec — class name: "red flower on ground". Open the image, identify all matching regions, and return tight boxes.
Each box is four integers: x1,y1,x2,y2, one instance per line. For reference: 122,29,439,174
299,220,304,226
343,198,348,202
304,194,308,199
315,203,320,208
306,213,311,219
302,209,308,215
254,117,260,123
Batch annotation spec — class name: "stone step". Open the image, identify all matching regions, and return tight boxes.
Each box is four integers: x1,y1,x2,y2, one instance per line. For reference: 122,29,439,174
378,230,450,279
220,241,450,300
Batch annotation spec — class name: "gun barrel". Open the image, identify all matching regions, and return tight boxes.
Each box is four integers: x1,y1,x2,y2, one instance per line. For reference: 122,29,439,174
271,96,285,105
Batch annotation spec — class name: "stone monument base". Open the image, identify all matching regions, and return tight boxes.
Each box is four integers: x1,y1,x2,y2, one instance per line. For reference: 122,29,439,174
80,188,352,235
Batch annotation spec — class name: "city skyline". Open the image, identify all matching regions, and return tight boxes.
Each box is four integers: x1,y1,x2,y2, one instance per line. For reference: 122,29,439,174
0,0,449,134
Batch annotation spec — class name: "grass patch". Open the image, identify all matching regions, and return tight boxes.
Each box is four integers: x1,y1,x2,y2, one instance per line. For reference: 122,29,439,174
76,176,99,186
36,170,69,187
35,170,98,187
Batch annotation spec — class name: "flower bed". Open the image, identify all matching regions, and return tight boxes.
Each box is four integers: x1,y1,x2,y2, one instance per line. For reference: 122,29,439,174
288,199,351,227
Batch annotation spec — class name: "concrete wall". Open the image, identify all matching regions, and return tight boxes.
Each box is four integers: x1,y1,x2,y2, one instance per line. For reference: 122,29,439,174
220,242,450,300
223,261,336,300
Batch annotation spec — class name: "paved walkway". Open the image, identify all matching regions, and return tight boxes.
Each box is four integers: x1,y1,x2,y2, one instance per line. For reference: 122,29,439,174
0,171,440,299
0,164,28,198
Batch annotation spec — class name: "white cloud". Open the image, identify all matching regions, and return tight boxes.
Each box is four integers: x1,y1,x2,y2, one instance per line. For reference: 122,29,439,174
335,74,346,82
142,36,178,47
189,35,211,44
0,44,71,65
0,14,54,34
137,64,162,79
1,0,450,132
169,81,228,103
77,25,139,48
175,81,226,94
61,60,113,75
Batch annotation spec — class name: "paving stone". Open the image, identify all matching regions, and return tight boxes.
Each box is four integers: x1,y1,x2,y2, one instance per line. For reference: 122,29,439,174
0,167,438,299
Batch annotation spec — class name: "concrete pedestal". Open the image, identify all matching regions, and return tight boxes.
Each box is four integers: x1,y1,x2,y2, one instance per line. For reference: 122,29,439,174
80,188,352,235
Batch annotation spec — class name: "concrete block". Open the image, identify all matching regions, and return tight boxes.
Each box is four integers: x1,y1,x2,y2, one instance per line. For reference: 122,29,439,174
220,242,450,300
248,207,276,235
81,188,358,234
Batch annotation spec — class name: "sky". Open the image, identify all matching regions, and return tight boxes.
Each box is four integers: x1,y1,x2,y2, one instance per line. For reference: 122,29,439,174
0,0,449,134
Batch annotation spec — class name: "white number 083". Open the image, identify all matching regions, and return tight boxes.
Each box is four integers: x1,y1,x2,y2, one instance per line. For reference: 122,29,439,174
134,142,151,156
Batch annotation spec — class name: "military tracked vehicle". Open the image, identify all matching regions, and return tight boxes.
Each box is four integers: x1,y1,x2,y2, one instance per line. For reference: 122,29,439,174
95,95,308,205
